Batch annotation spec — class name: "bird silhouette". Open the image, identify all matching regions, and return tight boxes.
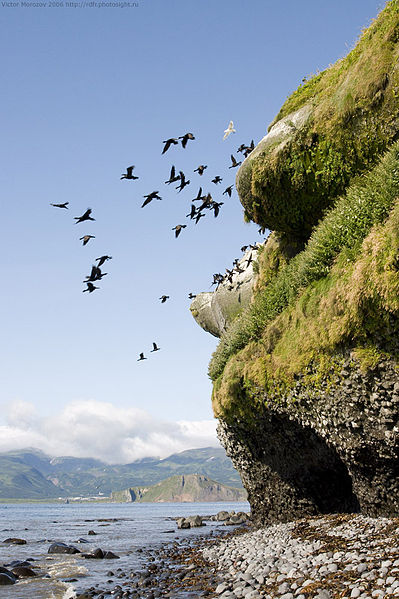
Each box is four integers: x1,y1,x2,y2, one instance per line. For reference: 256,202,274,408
194,165,207,176
186,204,198,220
241,245,248,253
96,255,112,267
176,171,190,192
195,212,206,224
84,265,107,282
188,293,196,299
162,138,179,154
223,121,236,140
179,132,195,148
150,342,160,352
211,176,223,185
80,235,95,246
192,187,203,202
137,352,147,361
50,202,69,209
237,143,247,153
229,155,242,169
243,140,255,157
120,165,138,180
74,208,95,224
142,191,162,207
172,224,187,238
223,185,233,197
212,202,224,217
159,295,169,303
83,282,99,293
165,165,180,185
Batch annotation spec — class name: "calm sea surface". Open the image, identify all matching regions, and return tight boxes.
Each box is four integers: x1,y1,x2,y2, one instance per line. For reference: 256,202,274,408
0,501,249,598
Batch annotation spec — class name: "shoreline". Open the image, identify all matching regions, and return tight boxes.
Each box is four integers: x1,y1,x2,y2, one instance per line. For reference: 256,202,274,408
74,513,399,599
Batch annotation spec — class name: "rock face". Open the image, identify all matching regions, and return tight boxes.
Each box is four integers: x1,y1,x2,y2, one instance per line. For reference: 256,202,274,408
190,247,260,338
191,1,399,525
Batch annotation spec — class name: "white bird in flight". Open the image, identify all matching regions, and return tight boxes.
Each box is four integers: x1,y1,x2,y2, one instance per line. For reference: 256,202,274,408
223,120,236,140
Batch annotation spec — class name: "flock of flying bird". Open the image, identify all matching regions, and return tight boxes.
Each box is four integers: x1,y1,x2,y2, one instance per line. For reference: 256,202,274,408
50,121,259,362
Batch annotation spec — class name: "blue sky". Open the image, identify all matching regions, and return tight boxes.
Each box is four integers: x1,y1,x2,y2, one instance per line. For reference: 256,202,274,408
0,0,385,461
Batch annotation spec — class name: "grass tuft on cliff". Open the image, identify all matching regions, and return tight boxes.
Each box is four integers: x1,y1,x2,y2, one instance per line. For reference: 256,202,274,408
210,142,399,384
238,0,399,239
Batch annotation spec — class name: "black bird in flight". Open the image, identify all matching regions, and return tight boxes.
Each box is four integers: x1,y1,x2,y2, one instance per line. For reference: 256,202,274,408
212,202,224,218
74,208,95,224
198,193,213,211
223,185,233,197
195,212,206,224
211,176,223,185
80,235,95,246
186,204,197,220
120,165,138,180
229,154,242,169
165,165,181,185
150,342,161,352
50,202,69,209
188,293,196,300
243,140,255,157
172,224,187,238
241,245,248,253
162,138,179,154
83,282,99,293
179,132,195,148
237,143,247,153
194,165,207,176
142,191,162,207
137,352,147,361
192,187,203,202
84,265,107,282
96,255,112,267
176,171,190,192
159,295,170,303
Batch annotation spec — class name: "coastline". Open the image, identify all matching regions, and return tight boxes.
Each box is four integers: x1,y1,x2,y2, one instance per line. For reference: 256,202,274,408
74,513,399,599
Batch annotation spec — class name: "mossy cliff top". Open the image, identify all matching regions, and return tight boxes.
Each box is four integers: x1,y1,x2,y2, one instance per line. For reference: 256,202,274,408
238,0,399,241
208,0,399,423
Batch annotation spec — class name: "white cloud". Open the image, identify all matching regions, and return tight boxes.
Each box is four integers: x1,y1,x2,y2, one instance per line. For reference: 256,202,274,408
0,399,219,463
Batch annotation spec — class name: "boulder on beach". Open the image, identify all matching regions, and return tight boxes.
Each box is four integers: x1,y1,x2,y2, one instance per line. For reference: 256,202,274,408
176,515,204,529
0,571,16,585
11,566,37,578
3,538,26,545
48,542,80,555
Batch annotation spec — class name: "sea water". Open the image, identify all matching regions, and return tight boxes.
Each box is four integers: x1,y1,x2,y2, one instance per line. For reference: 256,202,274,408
0,501,249,598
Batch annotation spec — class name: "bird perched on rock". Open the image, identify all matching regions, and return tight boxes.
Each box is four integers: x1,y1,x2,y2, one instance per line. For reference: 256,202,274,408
179,132,195,148
194,165,207,176
162,138,179,154
172,224,187,238
142,191,162,207
165,165,181,185
96,255,112,267
74,208,95,224
83,282,99,293
150,342,160,352
176,171,190,192
212,176,223,185
229,154,242,169
120,165,138,180
137,352,147,361
80,235,95,246
223,121,236,140
50,202,69,209
223,185,233,197
159,295,169,303
188,292,196,299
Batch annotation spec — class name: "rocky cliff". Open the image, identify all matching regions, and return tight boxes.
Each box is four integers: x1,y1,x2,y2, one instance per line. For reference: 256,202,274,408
111,474,247,503
192,1,399,525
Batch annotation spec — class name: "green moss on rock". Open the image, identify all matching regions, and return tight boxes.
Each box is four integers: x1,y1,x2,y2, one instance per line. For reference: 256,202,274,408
237,0,399,240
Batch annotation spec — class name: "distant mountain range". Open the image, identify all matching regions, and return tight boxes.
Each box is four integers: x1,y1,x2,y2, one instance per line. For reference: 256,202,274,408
111,474,247,503
0,447,243,499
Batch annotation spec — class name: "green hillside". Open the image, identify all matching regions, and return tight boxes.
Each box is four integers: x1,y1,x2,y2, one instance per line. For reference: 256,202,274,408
0,447,243,499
